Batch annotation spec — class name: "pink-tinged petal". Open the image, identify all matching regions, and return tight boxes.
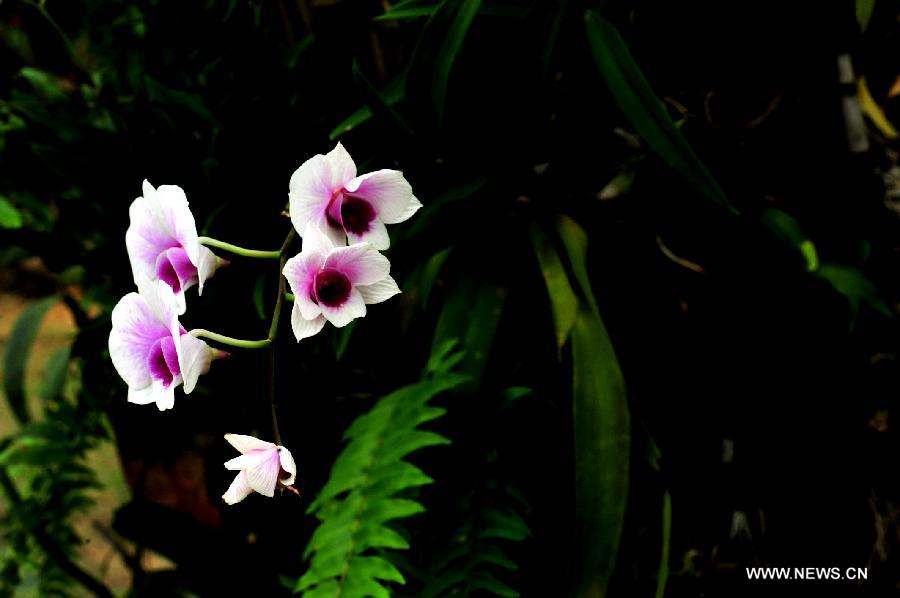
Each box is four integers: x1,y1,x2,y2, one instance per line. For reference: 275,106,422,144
195,246,219,295
290,303,326,341
278,447,297,486
244,450,281,497
109,292,170,389
357,276,401,305
323,243,391,286
223,471,254,505
289,144,357,239
385,194,423,225
175,325,212,394
343,170,415,224
320,287,366,328
225,433,277,454
224,449,275,471
129,379,177,410
154,184,202,258
301,224,339,256
283,252,324,321
135,277,183,324
126,196,179,290
346,218,389,250
126,384,157,405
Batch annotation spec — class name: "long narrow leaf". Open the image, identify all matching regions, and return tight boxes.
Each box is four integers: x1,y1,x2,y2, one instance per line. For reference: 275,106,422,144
584,11,736,214
2,296,59,424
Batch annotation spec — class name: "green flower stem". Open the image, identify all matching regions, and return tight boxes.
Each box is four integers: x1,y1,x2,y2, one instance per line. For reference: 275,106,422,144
190,329,271,349
198,236,280,259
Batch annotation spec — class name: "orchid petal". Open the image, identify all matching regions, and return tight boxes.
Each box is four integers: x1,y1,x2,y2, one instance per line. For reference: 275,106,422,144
284,252,325,321
244,451,281,497
357,276,401,304
223,471,254,505
174,324,212,395
225,449,274,471
225,433,276,454
109,292,169,389
343,169,416,224
323,243,391,287
289,143,357,239
319,287,366,328
346,218,390,251
278,447,297,486
291,304,327,341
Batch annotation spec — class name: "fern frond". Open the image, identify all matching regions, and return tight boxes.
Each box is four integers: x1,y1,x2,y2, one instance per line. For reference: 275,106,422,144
420,488,530,598
295,374,467,597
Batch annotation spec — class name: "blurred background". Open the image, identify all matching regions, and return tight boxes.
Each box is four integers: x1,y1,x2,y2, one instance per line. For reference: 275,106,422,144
1,0,899,596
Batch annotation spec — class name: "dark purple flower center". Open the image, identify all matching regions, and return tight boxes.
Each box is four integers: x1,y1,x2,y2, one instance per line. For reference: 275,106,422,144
340,195,376,235
325,192,376,236
155,246,197,294
311,268,352,307
147,336,180,387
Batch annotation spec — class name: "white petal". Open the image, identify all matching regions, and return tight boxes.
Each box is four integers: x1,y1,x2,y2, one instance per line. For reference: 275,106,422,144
224,433,276,454
343,170,416,224
278,447,297,486
109,292,169,389
320,287,366,328
194,246,219,295
346,218,390,251
357,276,401,305
175,325,212,394
283,252,323,321
136,276,183,323
223,471,254,505
289,144,356,239
291,303,326,341
132,378,177,411
385,194,423,225
244,451,281,497
323,243,390,287
154,184,202,261
224,449,275,471
126,384,157,405
301,224,339,256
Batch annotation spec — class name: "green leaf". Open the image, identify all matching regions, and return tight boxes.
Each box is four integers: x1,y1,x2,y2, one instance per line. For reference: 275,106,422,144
432,0,482,121
39,347,71,404
296,374,467,597
530,224,578,350
655,491,672,598
815,262,891,319
856,0,876,31
329,76,406,140
760,208,819,272
431,276,506,385
2,297,59,425
547,216,630,597
584,11,736,214
351,60,414,137
0,198,24,229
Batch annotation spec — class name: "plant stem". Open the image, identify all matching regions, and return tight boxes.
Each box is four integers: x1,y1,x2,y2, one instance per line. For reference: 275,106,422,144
0,469,114,598
267,229,297,446
190,329,271,349
198,236,280,259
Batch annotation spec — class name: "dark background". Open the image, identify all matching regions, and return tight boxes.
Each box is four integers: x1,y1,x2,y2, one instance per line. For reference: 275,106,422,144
1,0,899,596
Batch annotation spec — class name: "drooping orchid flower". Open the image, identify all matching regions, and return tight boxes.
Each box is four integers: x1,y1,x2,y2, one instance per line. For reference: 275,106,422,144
126,180,222,312
108,276,217,410
222,434,297,504
288,143,422,250
282,225,401,341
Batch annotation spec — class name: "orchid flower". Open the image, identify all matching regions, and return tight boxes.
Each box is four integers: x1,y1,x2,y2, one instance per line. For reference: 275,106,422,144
222,434,297,504
126,180,221,312
288,143,422,250
108,276,216,410
282,225,401,341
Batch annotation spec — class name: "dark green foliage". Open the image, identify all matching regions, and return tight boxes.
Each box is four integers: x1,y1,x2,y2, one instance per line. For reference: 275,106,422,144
294,365,468,597
2,296,57,424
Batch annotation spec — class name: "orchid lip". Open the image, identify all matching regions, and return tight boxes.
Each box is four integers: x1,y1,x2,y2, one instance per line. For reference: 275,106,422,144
147,335,180,387
311,268,352,307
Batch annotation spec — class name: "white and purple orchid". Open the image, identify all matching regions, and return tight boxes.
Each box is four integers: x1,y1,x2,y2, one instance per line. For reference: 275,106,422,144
108,276,216,410
288,142,422,250
126,180,221,312
282,225,400,341
222,434,297,505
